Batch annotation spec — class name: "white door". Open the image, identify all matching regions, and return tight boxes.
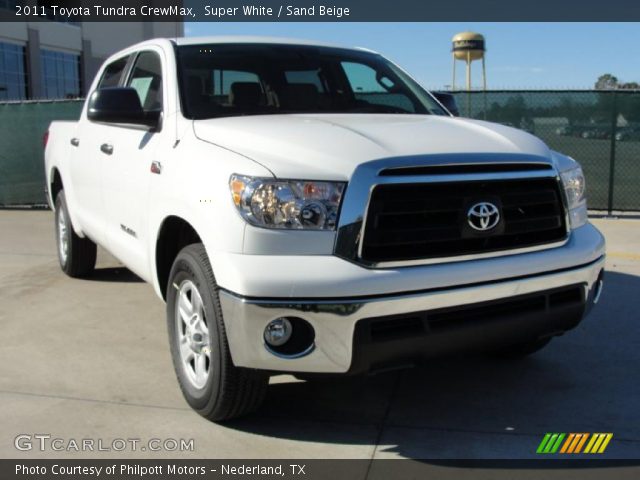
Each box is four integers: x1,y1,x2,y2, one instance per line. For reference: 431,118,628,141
68,55,130,244
101,50,165,279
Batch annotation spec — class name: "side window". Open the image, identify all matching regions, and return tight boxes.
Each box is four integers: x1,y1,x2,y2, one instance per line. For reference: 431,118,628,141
284,70,326,93
341,61,416,113
97,56,129,89
341,62,387,93
126,51,163,112
211,69,261,97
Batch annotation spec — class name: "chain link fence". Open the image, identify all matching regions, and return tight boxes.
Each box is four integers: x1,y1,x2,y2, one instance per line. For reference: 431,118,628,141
451,90,640,211
0,92,639,211
0,100,83,206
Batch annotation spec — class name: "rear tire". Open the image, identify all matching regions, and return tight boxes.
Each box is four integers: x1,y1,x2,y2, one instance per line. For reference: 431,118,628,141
166,243,268,422
492,337,552,358
54,191,96,278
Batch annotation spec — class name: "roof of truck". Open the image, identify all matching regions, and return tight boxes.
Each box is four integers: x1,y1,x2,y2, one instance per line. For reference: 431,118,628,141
173,36,377,53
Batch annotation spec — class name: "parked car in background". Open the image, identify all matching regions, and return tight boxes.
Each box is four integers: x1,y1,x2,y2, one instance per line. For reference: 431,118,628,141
432,92,460,116
556,124,605,138
615,126,640,141
581,125,610,140
555,125,582,136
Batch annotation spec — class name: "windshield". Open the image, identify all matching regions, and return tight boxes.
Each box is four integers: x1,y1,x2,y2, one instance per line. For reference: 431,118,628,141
176,43,447,119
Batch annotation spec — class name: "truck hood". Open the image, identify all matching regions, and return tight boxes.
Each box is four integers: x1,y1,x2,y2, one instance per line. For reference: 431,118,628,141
193,114,551,180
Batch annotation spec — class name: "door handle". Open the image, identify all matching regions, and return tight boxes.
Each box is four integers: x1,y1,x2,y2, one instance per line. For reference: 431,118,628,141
70,137,79,147
100,143,113,155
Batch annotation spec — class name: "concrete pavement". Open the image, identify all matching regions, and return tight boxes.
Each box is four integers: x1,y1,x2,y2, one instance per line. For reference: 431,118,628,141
0,211,638,472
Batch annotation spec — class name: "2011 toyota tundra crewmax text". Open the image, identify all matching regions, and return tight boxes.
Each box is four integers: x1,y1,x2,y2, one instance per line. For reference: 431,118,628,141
44,37,606,421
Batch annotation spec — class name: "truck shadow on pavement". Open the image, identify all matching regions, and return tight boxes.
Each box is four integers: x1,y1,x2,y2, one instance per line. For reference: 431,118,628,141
225,270,640,461
86,267,143,283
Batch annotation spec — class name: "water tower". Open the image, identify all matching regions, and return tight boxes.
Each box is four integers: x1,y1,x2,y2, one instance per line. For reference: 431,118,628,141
452,32,486,91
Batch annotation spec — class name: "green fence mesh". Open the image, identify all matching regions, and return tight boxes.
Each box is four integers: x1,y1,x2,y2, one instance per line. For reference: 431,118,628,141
0,100,83,206
452,90,640,211
0,92,639,210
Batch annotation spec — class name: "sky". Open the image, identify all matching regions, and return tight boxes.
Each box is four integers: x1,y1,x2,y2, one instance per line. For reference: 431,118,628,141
184,22,639,90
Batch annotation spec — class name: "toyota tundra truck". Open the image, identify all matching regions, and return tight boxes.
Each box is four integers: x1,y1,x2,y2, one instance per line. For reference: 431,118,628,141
44,37,606,421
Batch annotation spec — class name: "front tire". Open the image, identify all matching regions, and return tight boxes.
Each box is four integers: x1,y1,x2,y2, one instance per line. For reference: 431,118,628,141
166,244,268,422
54,191,96,278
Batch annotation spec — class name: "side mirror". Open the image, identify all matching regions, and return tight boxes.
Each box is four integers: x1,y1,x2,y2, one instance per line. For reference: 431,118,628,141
432,92,460,117
87,87,160,128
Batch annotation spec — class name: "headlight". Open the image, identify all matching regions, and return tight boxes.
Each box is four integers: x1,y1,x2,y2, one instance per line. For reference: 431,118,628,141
229,175,346,230
560,165,588,229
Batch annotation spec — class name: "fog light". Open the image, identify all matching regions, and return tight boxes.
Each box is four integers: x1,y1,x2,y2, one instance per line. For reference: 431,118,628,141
264,318,292,347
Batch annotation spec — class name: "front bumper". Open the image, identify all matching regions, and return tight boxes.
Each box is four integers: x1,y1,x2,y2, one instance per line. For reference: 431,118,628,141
219,253,605,374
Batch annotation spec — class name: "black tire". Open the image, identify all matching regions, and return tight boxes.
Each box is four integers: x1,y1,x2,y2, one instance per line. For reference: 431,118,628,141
491,337,552,358
54,191,97,278
166,243,268,422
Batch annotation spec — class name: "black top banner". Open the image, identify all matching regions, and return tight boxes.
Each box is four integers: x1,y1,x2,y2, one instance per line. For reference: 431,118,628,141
2,0,640,22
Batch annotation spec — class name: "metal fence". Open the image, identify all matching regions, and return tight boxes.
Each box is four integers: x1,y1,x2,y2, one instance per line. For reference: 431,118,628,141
0,100,83,206
451,90,640,212
0,91,639,211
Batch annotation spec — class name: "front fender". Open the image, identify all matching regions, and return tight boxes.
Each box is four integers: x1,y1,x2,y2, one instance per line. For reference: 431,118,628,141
146,133,272,300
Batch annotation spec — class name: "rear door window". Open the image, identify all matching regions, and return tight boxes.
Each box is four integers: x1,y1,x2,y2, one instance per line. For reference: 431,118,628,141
97,56,129,89
126,51,163,112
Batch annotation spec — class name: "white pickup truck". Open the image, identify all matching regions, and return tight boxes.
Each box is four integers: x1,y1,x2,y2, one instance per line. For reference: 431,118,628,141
44,36,605,421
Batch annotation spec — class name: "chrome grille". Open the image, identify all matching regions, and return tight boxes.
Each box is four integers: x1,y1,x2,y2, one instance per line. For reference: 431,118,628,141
360,178,567,263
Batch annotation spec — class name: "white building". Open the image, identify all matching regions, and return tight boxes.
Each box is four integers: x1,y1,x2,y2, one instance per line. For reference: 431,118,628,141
0,4,182,100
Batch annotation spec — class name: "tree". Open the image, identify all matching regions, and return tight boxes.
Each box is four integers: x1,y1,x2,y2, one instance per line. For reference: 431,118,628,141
620,81,640,90
595,74,640,90
595,74,619,90
559,97,591,126
594,74,640,123
484,95,528,126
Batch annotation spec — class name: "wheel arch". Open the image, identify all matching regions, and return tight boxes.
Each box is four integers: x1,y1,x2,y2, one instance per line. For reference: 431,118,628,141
48,167,84,239
50,167,64,207
155,215,203,300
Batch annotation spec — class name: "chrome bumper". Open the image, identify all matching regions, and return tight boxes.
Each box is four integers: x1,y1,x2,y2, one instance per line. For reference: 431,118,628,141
219,255,605,374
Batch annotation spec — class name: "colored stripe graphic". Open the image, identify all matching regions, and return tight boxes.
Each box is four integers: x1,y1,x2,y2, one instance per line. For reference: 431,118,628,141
584,434,598,453
574,433,589,453
568,433,588,453
538,433,613,454
544,433,559,453
537,433,565,454
598,433,613,453
537,433,552,453
560,433,575,453
550,433,565,453
585,433,614,454
567,433,582,453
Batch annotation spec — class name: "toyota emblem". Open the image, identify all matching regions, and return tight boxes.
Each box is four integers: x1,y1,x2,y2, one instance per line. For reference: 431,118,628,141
467,202,500,231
